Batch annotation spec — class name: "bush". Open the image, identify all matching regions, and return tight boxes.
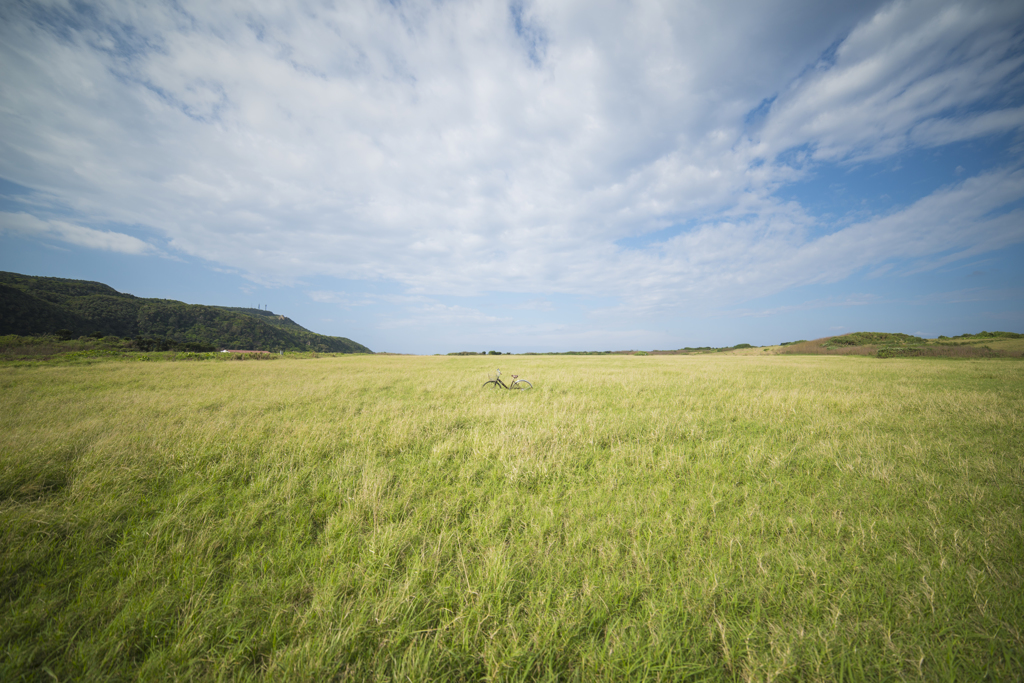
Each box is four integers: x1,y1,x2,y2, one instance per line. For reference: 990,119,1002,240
876,347,925,358
130,337,216,353
824,332,925,349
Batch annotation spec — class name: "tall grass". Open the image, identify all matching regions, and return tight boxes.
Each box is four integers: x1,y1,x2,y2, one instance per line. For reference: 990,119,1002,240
2,355,1022,680
777,339,880,355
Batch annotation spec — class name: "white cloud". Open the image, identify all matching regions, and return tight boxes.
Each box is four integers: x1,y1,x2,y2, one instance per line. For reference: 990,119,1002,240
723,295,881,319
917,287,1024,305
581,167,1024,316
908,107,1024,149
514,298,555,311
0,211,156,255
306,290,350,305
379,303,509,329
0,0,1022,321
755,0,1024,163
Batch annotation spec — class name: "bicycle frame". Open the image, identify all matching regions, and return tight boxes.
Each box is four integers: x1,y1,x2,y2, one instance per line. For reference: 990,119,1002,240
483,369,532,390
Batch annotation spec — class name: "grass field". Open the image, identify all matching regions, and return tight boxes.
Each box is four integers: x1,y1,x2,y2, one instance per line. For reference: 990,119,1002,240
2,354,1022,681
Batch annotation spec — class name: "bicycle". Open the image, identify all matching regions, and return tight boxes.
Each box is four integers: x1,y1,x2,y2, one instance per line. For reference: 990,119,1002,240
483,368,532,390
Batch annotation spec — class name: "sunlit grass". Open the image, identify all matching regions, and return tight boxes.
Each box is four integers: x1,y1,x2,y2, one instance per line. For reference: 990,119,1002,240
2,355,1022,680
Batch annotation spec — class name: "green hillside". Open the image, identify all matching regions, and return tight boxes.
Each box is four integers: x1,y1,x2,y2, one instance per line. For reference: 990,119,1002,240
0,272,371,353
777,331,1021,358
214,306,311,332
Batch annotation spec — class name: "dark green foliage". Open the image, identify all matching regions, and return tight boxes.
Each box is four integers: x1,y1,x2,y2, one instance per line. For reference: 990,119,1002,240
0,272,371,353
130,338,217,353
0,283,91,336
65,295,144,337
875,346,925,358
0,334,134,361
215,307,310,333
0,271,120,301
824,332,925,348
876,345,1010,359
0,334,281,362
948,331,1022,340
546,350,617,355
645,344,755,355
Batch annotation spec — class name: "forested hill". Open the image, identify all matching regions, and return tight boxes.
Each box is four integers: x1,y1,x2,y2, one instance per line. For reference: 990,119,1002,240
0,272,371,353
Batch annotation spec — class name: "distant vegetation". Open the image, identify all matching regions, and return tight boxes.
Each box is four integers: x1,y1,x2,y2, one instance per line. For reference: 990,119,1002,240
0,334,296,363
493,333,1022,359
524,350,622,355
516,344,757,356
779,331,1023,358
823,332,925,348
0,271,370,353
939,330,1023,340
447,351,507,356
640,343,755,355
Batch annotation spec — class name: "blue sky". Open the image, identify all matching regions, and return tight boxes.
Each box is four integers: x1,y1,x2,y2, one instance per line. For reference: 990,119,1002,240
1,0,1022,354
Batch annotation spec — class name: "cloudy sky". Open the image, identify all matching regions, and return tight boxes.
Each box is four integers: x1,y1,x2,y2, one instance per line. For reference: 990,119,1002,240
2,0,1022,353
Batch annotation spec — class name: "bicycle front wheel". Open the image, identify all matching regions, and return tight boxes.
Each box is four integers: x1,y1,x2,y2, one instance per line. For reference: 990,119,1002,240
512,380,532,390
483,380,501,390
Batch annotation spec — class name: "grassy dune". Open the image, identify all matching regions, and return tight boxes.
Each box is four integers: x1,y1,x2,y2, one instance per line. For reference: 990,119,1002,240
770,332,1024,358
2,355,1022,680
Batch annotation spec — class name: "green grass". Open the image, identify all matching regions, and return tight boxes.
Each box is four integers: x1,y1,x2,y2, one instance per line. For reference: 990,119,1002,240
2,355,1022,680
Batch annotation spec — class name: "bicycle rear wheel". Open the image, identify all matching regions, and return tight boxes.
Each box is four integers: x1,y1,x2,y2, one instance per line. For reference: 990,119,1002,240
512,380,532,390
